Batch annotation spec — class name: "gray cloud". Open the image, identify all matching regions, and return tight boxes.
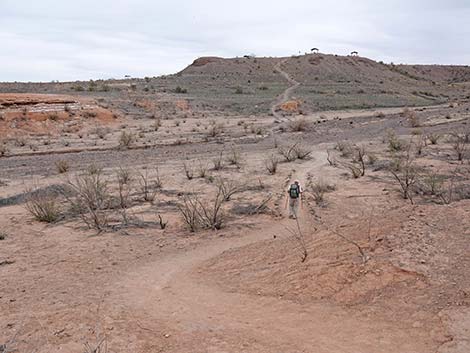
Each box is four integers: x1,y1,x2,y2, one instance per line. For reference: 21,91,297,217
1,0,469,82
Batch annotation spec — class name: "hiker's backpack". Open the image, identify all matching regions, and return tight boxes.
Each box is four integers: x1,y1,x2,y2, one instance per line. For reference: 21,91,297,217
289,184,300,199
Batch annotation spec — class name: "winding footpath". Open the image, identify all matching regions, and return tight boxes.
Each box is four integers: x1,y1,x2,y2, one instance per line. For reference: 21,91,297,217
271,59,301,121
107,150,436,353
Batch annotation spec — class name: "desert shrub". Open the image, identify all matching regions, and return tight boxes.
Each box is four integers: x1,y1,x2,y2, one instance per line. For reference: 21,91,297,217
235,87,243,94
119,131,134,149
56,160,70,174
388,150,419,203
226,146,242,167
421,172,444,196
212,151,224,170
326,149,337,166
138,169,159,202
177,187,225,232
196,160,209,178
117,167,133,185
265,154,279,174
0,231,6,240
183,162,194,180
427,133,440,145
24,187,60,223
403,108,420,127
288,118,310,132
174,86,187,94
309,179,335,206
116,171,133,224
292,143,312,160
386,130,404,151
64,168,110,230
335,141,353,157
278,143,298,162
216,178,244,201
367,153,378,165
207,121,224,137
352,145,366,176
451,133,468,163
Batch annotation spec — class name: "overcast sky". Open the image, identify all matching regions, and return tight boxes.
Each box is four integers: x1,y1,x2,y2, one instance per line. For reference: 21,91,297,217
1,0,469,82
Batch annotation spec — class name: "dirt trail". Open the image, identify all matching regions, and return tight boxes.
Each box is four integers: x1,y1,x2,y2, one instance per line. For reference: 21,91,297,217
108,151,435,352
271,59,300,121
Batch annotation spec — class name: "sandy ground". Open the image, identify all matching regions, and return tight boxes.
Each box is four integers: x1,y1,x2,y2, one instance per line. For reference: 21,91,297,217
1,61,469,352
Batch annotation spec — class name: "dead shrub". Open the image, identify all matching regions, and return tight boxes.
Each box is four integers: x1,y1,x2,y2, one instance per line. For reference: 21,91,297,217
24,186,60,223
227,145,242,167
288,118,310,132
119,130,134,149
388,149,419,203
56,160,70,174
421,171,444,196
177,187,225,232
309,179,335,206
451,133,468,163
265,154,279,174
335,141,353,157
64,168,110,230
352,145,366,176
212,151,224,170
292,143,312,160
183,162,194,180
386,130,405,151
427,133,440,145
138,169,159,202
403,108,420,127
216,178,245,201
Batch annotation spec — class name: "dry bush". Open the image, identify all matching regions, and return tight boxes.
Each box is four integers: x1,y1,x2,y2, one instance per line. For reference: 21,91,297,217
292,143,312,160
388,149,419,203
352,145,366,176
278,141,303,162
56,160,70,174
415,135,426,156
335,141,353,157
427,133,440,145
451,133,468,163
24,186,60,223
177,187,225,232
265,154,279,174
227,146,242,168
207,121,224,137
326,149,337,166
216,178,245,201
421,171,444,196
288,118,310,132
117,167,133,185
183,162,194,180
138,169,159,202
386,130,405,151
196,160,209,178
212,151,224,170
64,168,110,230
117,171,133,224
309,179,335,206
367,153,378,165
403,108,420,127
119,130,134,149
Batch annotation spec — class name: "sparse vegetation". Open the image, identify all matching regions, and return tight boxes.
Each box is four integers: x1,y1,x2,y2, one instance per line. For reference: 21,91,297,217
265,154,279,174
56,160,70,174
64,168,110,231
119,131,134,149
24,186,61,223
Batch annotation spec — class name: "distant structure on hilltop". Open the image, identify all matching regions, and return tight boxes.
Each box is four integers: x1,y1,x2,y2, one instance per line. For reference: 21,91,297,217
350,51,359,56
310,47,319,53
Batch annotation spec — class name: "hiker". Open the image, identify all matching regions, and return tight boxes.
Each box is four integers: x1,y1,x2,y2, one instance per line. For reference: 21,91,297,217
286,180,302,219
